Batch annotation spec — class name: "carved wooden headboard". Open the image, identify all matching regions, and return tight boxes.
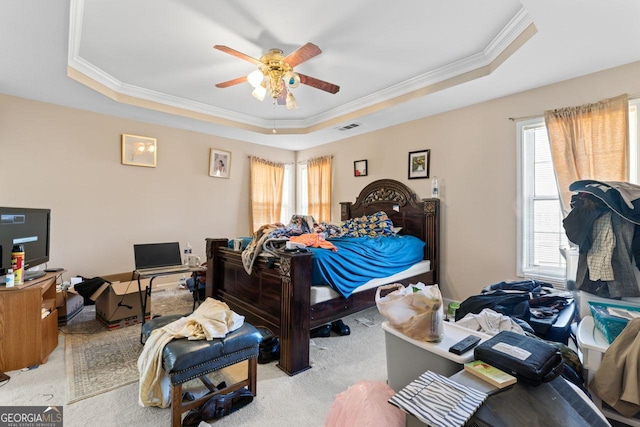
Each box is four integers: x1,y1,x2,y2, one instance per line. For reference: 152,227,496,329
339,179,439,283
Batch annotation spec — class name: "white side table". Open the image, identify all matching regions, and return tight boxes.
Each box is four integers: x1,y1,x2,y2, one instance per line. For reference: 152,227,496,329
382,320,490,392
382,321,491,427
576,316,640,427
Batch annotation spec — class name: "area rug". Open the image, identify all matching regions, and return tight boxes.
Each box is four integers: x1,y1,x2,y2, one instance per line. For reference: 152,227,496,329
63,288,194,404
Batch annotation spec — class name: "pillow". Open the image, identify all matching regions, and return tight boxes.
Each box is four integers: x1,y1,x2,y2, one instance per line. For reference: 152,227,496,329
341,211,394,237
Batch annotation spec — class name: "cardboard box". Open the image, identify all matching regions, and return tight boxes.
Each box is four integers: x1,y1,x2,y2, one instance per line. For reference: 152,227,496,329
91,272,151,330
56,289,84,325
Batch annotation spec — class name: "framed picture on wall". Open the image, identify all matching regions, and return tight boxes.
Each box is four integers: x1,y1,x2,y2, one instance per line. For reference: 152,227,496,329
408,149,430,179
354,159,368,177
121,134,157,167
209,148,231,178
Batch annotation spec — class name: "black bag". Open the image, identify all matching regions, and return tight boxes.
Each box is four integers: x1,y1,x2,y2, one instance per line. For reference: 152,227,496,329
73,276,111,306
474,331,564,386
455,290,531,322
256,327,280,364
481,279,552,295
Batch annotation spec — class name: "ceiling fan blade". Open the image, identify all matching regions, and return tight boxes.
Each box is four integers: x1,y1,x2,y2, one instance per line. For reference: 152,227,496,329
298,73,340,94
213,45,261,65
284,42,322,67
215,76,248,88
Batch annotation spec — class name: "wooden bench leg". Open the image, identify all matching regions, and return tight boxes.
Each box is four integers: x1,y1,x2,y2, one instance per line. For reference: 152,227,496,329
248,357,257,396
171,383,183,427
170,356,258,427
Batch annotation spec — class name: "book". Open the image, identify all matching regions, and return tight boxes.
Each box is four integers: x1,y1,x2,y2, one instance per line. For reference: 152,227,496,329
464,360,517,389
389,370,487,427
449,369,508,395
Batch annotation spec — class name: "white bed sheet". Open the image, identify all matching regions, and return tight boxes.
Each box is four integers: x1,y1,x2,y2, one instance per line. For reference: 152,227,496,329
310,260,431,305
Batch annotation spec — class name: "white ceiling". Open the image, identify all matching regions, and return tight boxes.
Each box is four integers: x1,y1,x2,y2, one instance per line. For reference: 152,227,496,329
2,0,640,150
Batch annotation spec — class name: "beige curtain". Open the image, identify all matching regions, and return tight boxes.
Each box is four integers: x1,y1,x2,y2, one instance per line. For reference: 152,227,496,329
250,156,284,232
307,155,332,223
545,94,629,216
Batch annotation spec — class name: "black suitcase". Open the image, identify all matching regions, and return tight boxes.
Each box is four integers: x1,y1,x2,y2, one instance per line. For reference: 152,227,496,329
474,331,564,386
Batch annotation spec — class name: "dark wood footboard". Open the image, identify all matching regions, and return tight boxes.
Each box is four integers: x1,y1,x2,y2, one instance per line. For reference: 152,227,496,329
206,238,314,375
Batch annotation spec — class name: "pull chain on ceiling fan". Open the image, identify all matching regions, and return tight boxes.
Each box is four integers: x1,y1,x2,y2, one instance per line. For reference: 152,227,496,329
213,42,340,110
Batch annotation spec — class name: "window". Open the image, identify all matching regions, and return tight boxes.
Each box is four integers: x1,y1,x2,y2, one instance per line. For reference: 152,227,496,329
517,99,640,286
306,156,333,222
517,119,568,285
280,164,294,223
249,157,284,232
296,162,308,215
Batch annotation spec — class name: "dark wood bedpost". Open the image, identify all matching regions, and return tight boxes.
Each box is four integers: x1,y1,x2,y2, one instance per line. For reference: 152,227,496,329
422,199,440,285
340,202,352,220
277,250,312,375
205,238,228,300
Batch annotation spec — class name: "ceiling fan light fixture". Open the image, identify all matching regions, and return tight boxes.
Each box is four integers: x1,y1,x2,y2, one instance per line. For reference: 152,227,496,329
214,43,339,109
252,84,267,101
286,92,298,110
247,69,264,88
285,72,300,89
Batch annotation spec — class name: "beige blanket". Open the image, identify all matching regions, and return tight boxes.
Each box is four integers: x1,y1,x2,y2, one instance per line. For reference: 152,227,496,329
591,317,640,417
137,298,245,408
241,223,282,274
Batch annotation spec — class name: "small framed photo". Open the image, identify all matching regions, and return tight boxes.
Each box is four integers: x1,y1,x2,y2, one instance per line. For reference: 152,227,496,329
408,149,430,179
121,134,156,167
209,148,231,178
354,159,368,177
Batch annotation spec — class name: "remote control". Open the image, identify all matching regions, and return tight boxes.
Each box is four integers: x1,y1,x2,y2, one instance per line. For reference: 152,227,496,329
449,335,481,355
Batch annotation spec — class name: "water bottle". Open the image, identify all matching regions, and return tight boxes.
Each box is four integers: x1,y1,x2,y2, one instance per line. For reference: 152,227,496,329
5,269,15,287
431,176,439,198
179,274,187,289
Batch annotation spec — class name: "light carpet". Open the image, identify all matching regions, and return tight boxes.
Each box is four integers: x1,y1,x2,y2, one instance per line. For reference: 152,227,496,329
6,292,388,426
63,288,194,404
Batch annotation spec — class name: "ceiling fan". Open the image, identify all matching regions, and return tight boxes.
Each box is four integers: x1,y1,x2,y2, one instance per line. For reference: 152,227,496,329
213,42,340,109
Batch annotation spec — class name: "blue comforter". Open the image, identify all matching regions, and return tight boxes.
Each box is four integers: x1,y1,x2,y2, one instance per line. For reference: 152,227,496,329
308,235,425,298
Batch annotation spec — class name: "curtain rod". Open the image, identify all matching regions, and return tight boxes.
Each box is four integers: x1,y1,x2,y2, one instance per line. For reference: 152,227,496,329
246,155,293,165
508,92,640,122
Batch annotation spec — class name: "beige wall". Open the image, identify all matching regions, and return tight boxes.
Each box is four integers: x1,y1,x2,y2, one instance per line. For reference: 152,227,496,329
299,60,640,301
2,60,640,299
0,95,294,278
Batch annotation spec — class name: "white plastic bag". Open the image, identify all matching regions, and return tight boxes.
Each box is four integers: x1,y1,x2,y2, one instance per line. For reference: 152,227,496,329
324,380,405,427
375,282,444,342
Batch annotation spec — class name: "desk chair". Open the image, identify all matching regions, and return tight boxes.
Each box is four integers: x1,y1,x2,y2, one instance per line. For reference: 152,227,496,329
187,271,207,310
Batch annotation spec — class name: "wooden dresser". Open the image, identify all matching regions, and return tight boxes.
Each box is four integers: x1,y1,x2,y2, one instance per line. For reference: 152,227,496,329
0,271,61,372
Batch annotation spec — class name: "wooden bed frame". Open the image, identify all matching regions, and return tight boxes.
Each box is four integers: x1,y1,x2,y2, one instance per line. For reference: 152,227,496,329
205,179,440,376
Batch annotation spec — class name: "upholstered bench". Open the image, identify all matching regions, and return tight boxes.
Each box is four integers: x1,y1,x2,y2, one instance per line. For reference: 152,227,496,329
142,314,262,427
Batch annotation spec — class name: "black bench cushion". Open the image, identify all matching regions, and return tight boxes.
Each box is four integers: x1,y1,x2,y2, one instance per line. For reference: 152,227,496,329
142,314,262,379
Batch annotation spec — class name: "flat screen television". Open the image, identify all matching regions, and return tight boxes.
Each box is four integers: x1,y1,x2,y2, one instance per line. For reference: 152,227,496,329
0,207,51,281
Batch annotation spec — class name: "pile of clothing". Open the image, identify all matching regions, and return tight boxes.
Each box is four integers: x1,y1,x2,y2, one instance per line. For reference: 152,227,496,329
454,280,585,394
563,180,640,299
241,214,343,274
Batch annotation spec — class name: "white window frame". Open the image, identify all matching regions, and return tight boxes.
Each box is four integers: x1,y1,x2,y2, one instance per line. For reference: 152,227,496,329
296,162,308,215
517,118,567,286
280,163,295,223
